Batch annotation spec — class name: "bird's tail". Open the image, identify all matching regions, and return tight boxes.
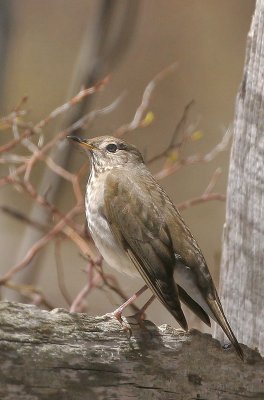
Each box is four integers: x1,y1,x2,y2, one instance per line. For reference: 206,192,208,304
208,293,244,361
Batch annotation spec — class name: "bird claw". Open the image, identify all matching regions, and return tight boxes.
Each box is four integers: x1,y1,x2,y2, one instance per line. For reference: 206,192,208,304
127,311,151,336
112,310,132,338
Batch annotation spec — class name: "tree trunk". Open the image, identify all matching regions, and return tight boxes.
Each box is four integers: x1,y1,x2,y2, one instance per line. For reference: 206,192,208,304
215,0,264,354
0,302,263,400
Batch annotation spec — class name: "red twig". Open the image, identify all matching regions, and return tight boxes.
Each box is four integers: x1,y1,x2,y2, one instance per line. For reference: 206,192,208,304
0,206,82,285
70,261,101,313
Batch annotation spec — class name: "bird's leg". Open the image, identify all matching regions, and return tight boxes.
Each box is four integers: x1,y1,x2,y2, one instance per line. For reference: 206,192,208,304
129,294,156,333
113,284,148,334
131,294,156,322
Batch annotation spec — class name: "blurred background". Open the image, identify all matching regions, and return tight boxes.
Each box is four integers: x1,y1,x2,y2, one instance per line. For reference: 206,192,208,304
0,0,255,331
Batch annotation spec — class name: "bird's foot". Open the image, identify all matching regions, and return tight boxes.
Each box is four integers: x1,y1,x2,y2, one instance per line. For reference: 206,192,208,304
112,309,132,338
128,310,151,336
111,286,151,338
128,294,155,335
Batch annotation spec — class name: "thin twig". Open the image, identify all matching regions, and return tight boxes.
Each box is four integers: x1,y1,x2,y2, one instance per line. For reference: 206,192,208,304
36,76,110,130
0,205,49,232
0,77,110,155
54,239,72,306
115,63,178,137
177,167,225,211
203,167,222,195
154,127,232,180
0,206,83,284
147,100,195,165
5,280,54,309
15,179,84,235
0,95,124,188
70,261,101,313
98,272,141,314
177,192,225,211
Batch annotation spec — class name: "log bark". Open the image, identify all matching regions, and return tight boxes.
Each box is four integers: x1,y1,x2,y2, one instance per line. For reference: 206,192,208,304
215,0,264,353
0,302,263,400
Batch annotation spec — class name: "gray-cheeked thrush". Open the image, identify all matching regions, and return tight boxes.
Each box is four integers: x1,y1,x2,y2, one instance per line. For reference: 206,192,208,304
68,135,244,360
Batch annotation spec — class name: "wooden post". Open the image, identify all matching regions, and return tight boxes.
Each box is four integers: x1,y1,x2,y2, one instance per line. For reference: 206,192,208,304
215,0,264,354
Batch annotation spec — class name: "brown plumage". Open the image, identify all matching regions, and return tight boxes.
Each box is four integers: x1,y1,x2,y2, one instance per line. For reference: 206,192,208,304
68,134,244,360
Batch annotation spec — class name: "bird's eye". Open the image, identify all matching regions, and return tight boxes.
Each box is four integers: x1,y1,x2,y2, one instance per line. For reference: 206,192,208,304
106,143,118,153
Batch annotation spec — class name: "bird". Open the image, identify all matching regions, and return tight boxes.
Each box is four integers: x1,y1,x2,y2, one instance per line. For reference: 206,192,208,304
67,134,244,360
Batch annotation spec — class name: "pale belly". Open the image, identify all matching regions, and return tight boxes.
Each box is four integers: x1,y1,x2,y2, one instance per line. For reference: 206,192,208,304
85,173,139,277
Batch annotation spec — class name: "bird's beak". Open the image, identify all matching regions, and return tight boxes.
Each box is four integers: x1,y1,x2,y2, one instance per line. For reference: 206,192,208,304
67,136,94,151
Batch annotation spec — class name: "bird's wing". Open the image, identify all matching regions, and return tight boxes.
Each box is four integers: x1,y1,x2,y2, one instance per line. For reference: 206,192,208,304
164,193,244,359
103,169,188,331
177,286,210,327
104,168,243,359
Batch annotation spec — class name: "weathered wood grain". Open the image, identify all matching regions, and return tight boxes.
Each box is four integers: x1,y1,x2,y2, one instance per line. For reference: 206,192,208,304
216,0,264,354
0,302,263,400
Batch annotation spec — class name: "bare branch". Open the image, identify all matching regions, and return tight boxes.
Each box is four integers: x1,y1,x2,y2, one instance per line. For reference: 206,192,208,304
177,192,225,211
0,77,110,156
70,261,101,313
115,63,178,137
177,167,225,211
154,127,232,181
0,95,124,188
4,281,54,309
147,100,195,165
0,206,82,285
36,76,110,130
0,205,49,232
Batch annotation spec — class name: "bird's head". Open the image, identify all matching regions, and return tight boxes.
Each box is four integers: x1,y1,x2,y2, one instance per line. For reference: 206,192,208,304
67,135,144,172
